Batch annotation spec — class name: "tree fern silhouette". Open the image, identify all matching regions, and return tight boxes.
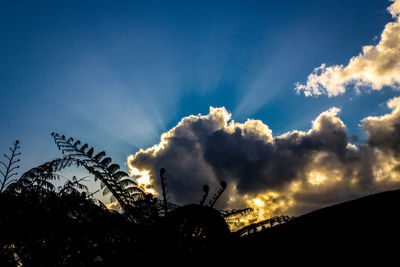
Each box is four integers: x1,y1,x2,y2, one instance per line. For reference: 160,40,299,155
6,157,75,194
0,140,21,193
51,132,148,222
57,175,89,196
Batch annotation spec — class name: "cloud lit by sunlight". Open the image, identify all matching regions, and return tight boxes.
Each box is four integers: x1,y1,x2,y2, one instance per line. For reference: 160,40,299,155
127,155,157,195
307,171,327,185
127,94,400,229
296,0,400,97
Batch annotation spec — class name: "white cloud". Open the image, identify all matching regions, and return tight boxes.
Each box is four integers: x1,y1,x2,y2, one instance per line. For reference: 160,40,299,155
296,0,400,97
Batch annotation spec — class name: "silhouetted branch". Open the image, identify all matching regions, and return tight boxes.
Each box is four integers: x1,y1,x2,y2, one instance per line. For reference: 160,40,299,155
199,184,209,206
0,140,21,193
159,168,169,215
220,207,253,218
234,215,295,237
208,181,227,208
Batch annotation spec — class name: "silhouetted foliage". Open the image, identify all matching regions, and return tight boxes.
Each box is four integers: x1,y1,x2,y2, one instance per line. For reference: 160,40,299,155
51,132,154,223
0,187,147,266
58,176,89,196
0,140,21,193
0,134,317,266
6,157,76,194
208,180,227,208
199,184,209,206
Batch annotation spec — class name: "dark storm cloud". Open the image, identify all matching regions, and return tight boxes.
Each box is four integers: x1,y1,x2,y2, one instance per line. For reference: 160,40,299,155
128,99,400,216
203,107,350,195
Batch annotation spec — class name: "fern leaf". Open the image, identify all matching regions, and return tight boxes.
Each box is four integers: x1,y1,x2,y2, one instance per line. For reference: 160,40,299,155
80,143,88,152
124,186,142,194
94,151,106,161
102,187,110,196
73,140,81,147
107,164,119,174
119,178,136,187
87,147,94,157
39,180,55,191
113,171,129,180
100,157,112,167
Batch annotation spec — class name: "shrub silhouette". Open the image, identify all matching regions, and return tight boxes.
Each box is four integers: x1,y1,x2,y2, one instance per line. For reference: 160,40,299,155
0,134,293,266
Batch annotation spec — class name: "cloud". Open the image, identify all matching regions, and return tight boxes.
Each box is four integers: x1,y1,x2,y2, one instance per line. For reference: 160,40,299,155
296,0,400,97
128,99,400,223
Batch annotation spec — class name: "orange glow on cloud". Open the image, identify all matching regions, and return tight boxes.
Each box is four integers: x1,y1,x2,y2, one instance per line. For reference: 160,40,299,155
127,155,157,195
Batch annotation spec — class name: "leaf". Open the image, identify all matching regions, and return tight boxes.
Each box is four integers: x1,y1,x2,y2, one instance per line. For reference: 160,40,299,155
94,151,106,161
80,143,88,152
100,157,112,167
87,147,94,157
110,194,117,203
100,181,106,189
102,187,110,196
119,178,136,187
73,140,81,147
124,186,142,194
113,171,129,180
107,164,120,174
39,180,55,191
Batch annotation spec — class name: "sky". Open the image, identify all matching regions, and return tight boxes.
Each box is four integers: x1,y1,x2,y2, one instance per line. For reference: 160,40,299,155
2,0,400,222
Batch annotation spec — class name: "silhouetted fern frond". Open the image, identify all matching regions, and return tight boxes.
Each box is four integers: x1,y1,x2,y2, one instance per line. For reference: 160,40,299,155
58,175,89,195
106,164,120,174
100,157,112,167
7,157,75,194
94,151,106,161
0,140,21,193
220,207,254,218
51,132,145,222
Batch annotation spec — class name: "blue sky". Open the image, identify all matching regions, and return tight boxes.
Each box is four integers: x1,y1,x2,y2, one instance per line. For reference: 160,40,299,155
1,0,398,175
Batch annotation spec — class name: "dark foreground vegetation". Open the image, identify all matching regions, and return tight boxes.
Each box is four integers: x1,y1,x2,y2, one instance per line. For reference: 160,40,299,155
1,135,399,265
0,135,246,265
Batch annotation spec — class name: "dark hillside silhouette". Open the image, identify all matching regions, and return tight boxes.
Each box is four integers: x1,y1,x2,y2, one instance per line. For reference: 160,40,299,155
232,189,400,263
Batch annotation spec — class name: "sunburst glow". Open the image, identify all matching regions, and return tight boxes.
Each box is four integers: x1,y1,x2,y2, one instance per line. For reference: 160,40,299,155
226,191,292,232
308,171,327,185
127,155,157,195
